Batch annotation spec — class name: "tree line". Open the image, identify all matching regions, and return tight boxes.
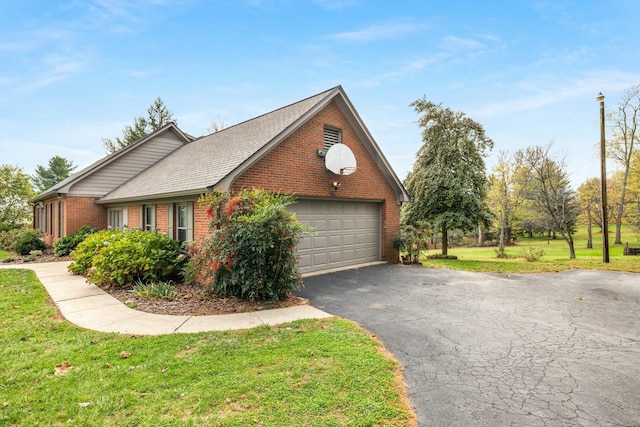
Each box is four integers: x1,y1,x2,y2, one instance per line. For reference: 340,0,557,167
402,84,640,260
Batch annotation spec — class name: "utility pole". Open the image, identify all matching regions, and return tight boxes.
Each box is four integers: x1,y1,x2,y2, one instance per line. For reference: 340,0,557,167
596,92,610,263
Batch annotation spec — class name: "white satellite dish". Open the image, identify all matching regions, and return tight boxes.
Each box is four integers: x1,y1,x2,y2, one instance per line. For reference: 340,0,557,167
325,143,357,175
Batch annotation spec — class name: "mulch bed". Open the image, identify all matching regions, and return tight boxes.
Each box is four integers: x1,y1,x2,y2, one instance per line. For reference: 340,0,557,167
104,284,308,316
2,250,308,316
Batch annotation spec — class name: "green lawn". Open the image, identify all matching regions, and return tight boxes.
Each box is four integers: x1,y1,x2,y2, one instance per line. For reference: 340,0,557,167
421,226,640,273
0,269,415,427
0,249,8,261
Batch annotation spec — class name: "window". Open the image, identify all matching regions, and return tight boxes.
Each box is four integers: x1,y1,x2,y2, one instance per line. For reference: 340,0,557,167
108,208,123,230
143,205,156,232
49,203,54,235
58,201,64,238
323,126,341,151
176,203,193,243
38,205,46,232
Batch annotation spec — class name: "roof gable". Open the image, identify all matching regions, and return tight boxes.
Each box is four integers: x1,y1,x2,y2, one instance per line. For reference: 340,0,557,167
98,86,409,204
32,123,192,202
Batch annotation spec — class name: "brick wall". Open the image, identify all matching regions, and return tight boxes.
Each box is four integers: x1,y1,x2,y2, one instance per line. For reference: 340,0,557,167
65,196,107,239
156,204,169,234
127,206,140,229
229,100,401,263
37,196,107,245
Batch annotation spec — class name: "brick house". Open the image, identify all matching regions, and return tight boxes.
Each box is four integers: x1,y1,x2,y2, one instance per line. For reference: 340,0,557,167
32,86,409,273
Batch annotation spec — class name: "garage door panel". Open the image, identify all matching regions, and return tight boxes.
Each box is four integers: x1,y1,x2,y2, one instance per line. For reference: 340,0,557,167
329,250,343,263
312,203,327,215
328,219,341,230
342,249,355,261
313,252,328,265
327,203,342,215
342,234,355,245
297,238,311,250
328,235,342,247
312,219,327,231
289,200,380,273
312,236,327,249
298,253,312,267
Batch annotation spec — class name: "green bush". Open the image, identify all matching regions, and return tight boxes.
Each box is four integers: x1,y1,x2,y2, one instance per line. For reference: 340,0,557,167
68,230,115,275
69,229,186,287
13,229,46,255
132,280,178,300
519,246,545,262
0,229,18,250
54,225,97,256
195,189,309,301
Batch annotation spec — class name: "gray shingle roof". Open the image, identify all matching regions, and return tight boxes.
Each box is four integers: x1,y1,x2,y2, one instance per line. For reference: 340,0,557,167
99,87,339,202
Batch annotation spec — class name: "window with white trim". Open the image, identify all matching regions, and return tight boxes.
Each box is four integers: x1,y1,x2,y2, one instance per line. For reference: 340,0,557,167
108,208,123,230
143,205,156,232
176,203,193,243
323,126,341,151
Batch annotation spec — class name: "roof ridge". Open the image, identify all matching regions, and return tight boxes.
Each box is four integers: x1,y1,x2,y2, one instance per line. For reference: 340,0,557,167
194,86,341,141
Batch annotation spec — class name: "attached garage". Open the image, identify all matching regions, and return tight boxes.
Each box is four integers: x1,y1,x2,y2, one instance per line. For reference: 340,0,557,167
290,199,381,273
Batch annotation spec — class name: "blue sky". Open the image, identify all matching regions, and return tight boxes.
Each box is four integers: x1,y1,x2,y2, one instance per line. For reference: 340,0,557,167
1,0,639,189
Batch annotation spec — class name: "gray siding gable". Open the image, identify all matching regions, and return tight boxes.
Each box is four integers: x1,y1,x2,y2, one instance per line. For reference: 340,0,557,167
32,124,191,201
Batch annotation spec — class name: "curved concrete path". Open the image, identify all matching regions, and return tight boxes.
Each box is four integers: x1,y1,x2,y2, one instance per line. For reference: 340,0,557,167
0,261,332,335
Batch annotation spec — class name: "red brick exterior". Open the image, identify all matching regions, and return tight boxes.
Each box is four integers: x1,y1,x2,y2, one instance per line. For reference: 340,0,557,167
127,206,140,229
38,100,401,263
155,204,169,234
229,100,401,263
36,196,107,245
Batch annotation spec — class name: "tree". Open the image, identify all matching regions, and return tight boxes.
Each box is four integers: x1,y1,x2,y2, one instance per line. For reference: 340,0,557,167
487,150,527,249
403,97,493,256
0,164,36,231
577,177,601,248
608,85,640,244
32,156,76,193
516,145,579,258
102,97,176,153
207,117,230,134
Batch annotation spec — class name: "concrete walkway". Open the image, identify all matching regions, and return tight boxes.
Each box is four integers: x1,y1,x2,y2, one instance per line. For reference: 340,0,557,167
0,261,332,335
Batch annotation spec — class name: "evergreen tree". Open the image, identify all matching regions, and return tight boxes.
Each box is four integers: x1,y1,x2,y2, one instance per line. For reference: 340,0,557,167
102,97,175,153
32,156,76,192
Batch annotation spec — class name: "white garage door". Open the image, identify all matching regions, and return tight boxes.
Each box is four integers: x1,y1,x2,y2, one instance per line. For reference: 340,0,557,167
289,199,380,273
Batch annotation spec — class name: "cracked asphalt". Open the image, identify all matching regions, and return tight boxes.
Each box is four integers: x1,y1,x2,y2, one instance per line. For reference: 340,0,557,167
298,264,640,427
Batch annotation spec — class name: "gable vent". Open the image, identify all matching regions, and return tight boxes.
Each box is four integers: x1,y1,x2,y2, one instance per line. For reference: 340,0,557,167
323,127,341,151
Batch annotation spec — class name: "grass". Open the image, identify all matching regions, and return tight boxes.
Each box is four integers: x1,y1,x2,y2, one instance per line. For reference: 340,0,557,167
420,226,640,273
0,249,9,262
0,269,415,427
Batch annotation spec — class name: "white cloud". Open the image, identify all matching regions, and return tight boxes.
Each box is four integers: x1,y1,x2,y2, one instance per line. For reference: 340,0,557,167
473,71,640,118
313,0,359,10
120,69,160,77
441,36,485,51
327,22,427,42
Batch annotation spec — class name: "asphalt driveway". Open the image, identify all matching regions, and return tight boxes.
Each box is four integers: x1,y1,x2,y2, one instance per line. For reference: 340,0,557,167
298,264,640,427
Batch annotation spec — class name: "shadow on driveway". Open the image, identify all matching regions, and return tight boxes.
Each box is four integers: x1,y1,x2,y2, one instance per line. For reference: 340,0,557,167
298,264,640,427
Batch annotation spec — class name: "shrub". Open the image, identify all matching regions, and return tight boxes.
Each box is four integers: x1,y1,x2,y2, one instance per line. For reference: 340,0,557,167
195,189,309,301
13,229,46,255
132,280,178,300
494,246,512,259
69,229,186,287
393,224,428,264
54,225,97,256
0,229,18,250
68,230,115,275
519,246,545,262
